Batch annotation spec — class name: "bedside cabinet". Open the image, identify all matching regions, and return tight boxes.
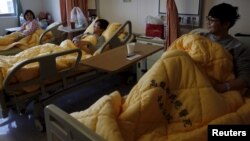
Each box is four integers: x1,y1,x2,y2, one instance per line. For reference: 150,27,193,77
136,36,165,80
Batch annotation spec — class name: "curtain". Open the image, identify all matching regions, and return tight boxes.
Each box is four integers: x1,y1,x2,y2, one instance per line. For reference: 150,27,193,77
60,0,67,24
60,0,88,26
16,0,23,26
165,0,179,50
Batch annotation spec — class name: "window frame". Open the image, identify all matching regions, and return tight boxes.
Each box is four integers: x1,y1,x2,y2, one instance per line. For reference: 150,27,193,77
0,0,17,17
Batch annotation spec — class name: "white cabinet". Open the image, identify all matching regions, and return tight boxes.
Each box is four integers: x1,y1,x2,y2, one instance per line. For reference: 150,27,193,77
136,36,165,80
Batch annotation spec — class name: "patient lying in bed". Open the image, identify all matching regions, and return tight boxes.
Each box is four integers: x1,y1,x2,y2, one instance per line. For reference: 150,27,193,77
73,19,109,54
73,18,123,55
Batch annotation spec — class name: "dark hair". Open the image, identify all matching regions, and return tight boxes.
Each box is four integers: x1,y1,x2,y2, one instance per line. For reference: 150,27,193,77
208,3,240,28
24,9,36,21
95,19,109,30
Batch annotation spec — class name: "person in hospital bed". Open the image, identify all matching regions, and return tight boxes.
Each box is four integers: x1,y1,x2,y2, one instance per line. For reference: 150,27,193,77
72,19,109,54
199,3,250,94
15,9,40,41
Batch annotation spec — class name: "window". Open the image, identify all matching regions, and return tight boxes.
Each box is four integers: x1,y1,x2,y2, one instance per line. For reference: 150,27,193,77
0,0,16,16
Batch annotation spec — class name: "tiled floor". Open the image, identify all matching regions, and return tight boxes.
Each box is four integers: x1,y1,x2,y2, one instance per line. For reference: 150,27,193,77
0,74,135,141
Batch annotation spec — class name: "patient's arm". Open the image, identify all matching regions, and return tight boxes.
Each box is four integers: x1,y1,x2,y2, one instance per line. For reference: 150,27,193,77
74,40,92,54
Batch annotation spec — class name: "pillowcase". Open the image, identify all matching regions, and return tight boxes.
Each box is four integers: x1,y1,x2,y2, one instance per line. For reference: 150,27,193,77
102,23,122,41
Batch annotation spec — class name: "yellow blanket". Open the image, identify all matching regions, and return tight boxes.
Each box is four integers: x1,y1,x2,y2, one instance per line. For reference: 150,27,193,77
0,39,92,93
71,34,250,141
0,29,53,51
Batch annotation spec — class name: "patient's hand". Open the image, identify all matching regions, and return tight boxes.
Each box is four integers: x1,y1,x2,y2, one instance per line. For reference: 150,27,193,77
214,79,248,93
78,41,92,54
214,83,227,93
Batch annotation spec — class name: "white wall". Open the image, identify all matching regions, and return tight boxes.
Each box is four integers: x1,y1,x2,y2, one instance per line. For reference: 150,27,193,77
39,0,96,23
1,0,250,36
98,0,250,36
88,0,96,9
0,0,97,35
202,0,250,35
0,0,43,35
43,0,61,22
98,0,159,34
21,0,44,16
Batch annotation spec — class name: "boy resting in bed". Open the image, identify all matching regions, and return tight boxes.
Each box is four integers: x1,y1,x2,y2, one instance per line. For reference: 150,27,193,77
73,19,109,54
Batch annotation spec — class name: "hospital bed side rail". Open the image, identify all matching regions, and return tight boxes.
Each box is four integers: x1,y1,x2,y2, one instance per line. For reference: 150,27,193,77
0,49,82,118
45,104,106,141
95,20,133,55
38,22,67,45
3,48,82,93
0,23,66,56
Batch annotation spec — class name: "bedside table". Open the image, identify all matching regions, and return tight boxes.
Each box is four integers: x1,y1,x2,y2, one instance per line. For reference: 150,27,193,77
136,36,165,80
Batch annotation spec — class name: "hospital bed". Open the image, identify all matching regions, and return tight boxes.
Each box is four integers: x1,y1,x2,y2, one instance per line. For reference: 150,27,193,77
0,20,133,131
0,22,67,56
44,32,250,141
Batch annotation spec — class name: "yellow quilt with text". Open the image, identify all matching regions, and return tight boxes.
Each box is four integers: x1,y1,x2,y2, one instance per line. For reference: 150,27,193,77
0,29,53,51
71,34,250,141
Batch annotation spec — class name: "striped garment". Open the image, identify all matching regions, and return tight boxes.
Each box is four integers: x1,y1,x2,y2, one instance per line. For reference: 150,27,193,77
19,19,40,36
200,32,250,87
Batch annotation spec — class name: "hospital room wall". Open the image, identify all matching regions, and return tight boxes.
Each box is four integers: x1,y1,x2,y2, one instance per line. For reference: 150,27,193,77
1,0,249,36
0,0,95,35
42,0,61,23
0,0,44,35
98,0,159,35
98,0,250,36
42,0,96,23
202,0,250,36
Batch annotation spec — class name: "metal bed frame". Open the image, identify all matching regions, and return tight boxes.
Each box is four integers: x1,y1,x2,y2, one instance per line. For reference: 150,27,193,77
45,104,105,141
0,20,133,131
38,22,67,45
43,31,250,141
0,22,67,56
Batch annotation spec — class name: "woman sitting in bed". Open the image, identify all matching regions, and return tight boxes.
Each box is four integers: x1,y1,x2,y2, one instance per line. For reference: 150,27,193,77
73,19,109,54
0,9,52,51
16,9,40,41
